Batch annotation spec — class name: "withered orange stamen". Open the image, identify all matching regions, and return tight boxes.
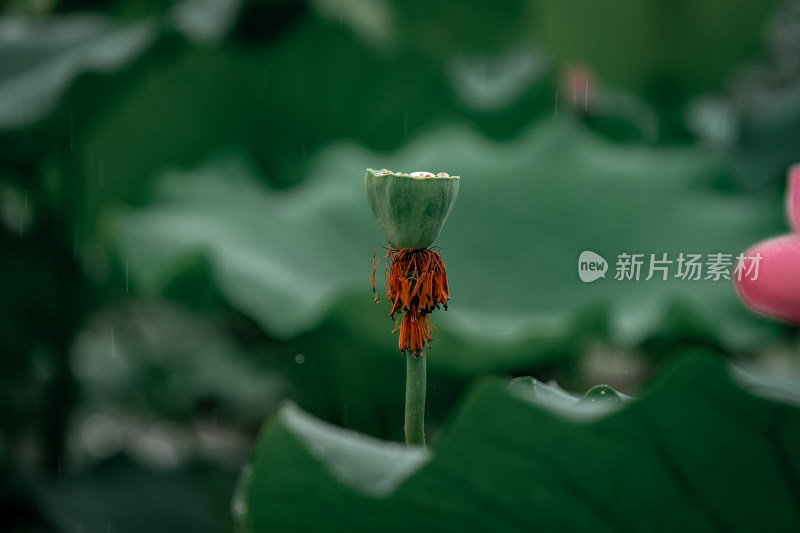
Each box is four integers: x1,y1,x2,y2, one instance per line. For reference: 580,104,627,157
372,247,450,356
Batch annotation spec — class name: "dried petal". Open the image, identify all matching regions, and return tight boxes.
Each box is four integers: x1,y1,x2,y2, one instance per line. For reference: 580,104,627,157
373,248,450,354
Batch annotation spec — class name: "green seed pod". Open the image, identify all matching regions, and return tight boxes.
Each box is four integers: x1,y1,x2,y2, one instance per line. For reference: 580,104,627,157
365,168,460,250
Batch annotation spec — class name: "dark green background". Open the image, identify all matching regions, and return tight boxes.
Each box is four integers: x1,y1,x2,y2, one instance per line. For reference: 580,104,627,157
1,0,799,531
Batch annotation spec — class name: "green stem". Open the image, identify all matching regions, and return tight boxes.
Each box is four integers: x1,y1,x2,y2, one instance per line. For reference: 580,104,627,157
404,350,426,447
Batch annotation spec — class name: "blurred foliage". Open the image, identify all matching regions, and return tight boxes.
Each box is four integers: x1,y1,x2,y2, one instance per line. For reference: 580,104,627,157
236,354,800,532
37,455,238,533
691,0,800,190
1,0,800,531
70,301,285,423
385,0,536,56
538,0,780,139
116,119,785,361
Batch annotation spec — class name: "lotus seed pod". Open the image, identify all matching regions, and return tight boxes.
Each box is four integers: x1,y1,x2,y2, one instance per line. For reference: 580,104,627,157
365,168,460,250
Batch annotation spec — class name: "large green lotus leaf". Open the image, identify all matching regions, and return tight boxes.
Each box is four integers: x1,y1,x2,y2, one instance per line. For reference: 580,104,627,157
115,118,783,372
234,354,800,532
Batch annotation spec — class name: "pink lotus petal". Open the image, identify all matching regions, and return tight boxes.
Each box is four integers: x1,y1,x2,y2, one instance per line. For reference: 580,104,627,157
788,164,800,232
735,235,800,325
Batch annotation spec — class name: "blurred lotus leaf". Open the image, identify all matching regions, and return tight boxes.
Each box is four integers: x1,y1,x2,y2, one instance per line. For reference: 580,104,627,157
0,13,159,159
115,119,783,375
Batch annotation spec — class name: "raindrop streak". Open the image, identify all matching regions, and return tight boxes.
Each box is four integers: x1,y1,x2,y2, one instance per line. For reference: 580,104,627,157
111,327,116,358
554,90,558,118
339,10,342,28
572,76,578,106
18,99,21,122
721,111,728,140
403,110,408,135
584,79,589,111
126,261,129,293
69,113,75,151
